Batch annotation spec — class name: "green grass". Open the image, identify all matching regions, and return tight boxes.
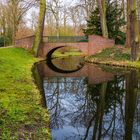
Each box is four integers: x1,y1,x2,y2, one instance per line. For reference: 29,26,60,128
52,48,83,58
0,47,50,139
89,47,130,61
52,51,83,58
86,47,140,68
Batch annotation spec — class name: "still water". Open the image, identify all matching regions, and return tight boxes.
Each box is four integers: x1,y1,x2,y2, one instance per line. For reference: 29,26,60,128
34,56,140,140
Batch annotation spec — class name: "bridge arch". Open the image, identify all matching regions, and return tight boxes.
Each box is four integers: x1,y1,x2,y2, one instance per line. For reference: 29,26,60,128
46,46,84,73
41,42,89,58
46,46,67,59
46,45,84,58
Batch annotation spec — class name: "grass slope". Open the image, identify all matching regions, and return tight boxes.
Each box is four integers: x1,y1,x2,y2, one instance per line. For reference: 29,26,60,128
86,47,140,68
0,47,50,139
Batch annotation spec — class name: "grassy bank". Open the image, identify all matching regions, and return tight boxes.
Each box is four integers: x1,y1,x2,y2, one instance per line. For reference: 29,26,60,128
86,47,140,68
0,47,50,139
52,48,83,58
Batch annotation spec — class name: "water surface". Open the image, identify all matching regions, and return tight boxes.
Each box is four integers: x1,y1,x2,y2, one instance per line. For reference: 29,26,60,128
34,56,140,140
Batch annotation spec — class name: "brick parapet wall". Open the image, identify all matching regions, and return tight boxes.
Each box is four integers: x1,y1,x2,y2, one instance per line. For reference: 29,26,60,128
88,35,115,55
15,36,34,50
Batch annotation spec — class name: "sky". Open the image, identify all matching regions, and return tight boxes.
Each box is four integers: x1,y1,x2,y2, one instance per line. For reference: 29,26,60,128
25,0,79,28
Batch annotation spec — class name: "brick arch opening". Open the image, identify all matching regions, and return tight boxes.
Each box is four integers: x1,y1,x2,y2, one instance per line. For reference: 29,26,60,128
46,46,66,59
46,46,84,73
41,43,88,58
46,45,84,59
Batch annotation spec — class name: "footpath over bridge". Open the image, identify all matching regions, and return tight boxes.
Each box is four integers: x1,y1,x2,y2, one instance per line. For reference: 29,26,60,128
16,35,114,58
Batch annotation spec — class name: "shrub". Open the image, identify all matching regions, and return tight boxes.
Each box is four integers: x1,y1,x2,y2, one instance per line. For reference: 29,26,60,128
0,36,4,47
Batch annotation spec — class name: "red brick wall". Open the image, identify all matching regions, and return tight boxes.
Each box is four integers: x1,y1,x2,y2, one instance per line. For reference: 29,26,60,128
88,35,115,55
15,36,34,50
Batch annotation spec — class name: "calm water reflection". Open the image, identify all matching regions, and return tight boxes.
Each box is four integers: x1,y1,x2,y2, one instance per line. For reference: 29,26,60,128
34,56,140,140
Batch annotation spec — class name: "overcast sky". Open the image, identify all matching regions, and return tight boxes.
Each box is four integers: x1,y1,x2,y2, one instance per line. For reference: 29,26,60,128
25,0,79,27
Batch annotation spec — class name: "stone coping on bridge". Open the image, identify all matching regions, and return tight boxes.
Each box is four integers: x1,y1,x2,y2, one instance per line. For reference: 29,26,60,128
16,35,35,40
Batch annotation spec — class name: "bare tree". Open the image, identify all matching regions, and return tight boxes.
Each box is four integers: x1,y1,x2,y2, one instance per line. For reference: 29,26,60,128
0,0,35,45
47,0,62,37
8,0,35,44
78,0,97,19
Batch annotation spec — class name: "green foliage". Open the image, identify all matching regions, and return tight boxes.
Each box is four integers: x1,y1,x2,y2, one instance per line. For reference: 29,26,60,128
90,47,130,61
87,75,125,114
87,47,140,68
0,36,4,47
0,31,13,47
0,47,50,139
0,36,12,47
84,8,102,36
83,0,126,44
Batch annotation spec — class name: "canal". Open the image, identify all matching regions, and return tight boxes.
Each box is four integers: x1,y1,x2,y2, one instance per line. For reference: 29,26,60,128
33,56,140,140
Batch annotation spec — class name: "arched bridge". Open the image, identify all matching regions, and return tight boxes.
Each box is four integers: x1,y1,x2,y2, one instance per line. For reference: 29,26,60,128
16,35,115,58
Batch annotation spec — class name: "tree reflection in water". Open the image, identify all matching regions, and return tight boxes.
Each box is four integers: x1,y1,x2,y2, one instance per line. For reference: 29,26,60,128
34,58,140,140
43,72,140,140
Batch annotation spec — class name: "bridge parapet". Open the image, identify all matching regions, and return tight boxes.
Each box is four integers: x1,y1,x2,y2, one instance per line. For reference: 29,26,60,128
16,35,34,50
46,36,88,43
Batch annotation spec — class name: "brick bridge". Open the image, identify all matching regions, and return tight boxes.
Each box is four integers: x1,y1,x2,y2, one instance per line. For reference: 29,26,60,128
16,35,115,58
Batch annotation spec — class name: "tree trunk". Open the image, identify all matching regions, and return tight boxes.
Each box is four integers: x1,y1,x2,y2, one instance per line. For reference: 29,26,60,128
32,0,46,57
12,18,16,45
97,0,108,38
129,0,139,61
122,0,125,19
125,70,138,140
125,0,131,48
92,82,107,140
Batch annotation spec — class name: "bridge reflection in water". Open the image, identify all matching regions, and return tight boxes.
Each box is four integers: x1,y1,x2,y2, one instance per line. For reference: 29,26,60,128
34,56,140,140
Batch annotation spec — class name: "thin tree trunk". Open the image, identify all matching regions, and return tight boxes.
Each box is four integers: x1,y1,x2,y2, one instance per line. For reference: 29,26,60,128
97,0,108,38
32,0,46,57
125,0,131,48
129,0,139,61
125,71,138,140
92,82,107,140
12,1,16,45
122,0,126,19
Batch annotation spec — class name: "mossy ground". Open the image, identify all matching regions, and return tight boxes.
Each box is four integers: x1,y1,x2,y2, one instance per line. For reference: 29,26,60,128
86,47,140,68
0,47,50,139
